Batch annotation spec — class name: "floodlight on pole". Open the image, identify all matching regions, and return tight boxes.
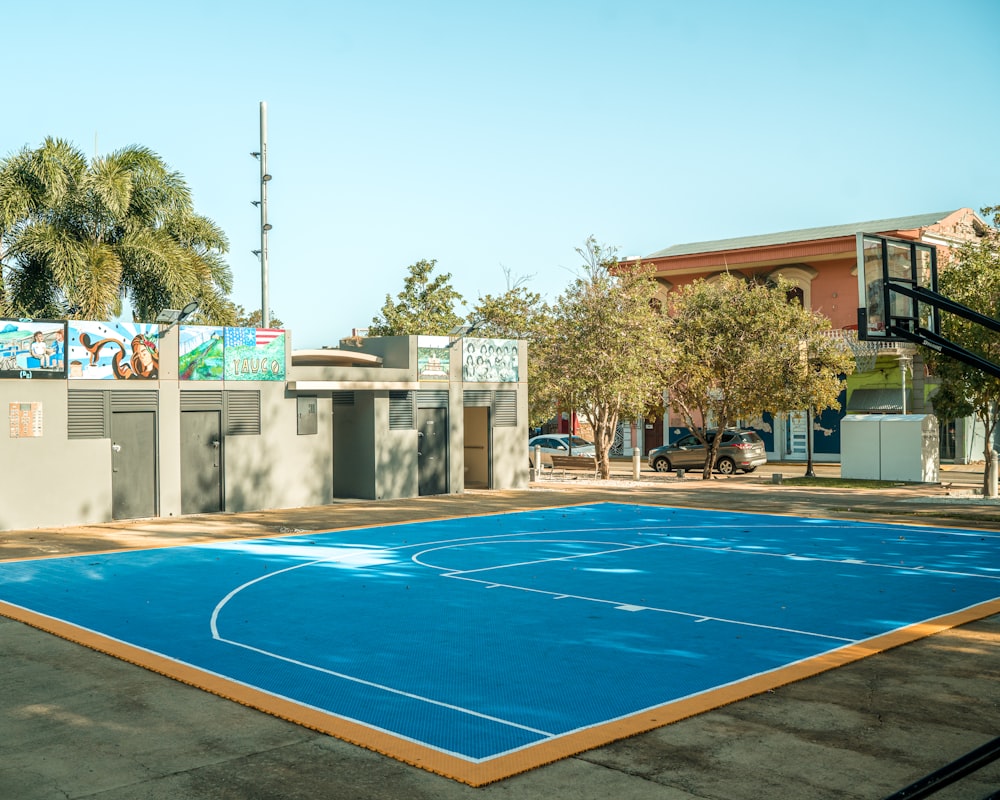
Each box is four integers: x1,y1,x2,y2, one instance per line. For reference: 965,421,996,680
155,300,199,328
253,101,271,328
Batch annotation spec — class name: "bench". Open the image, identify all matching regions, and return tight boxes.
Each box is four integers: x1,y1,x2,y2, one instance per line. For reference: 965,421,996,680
547,454,599,480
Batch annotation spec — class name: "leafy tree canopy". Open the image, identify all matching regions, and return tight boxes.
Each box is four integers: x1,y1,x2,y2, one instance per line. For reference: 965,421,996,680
468,268,554,429
0,137,232,323
664,273,853,478
231,304,283,328
468,269,546,341
533,237,670,478
369,258,464,336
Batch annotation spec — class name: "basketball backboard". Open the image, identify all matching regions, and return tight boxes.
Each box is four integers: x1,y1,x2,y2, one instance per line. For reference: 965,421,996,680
856,233,938,341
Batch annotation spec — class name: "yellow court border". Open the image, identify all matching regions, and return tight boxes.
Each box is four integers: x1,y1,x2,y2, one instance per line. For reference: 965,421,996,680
2,503,999,786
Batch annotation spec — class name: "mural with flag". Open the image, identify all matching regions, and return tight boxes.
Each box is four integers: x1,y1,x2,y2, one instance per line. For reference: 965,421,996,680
223,327,286,381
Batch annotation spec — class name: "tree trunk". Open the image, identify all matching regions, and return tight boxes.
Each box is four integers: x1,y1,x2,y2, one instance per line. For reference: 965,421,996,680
591,408,617,480
702,436,721,480
979,406,998,497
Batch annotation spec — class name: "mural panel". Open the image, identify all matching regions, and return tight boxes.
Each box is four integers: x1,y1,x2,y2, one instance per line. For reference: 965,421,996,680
68,322,159,380
0,320,67,379
178,326,225,380
462,337,518,383
417,335,450,382
223,327,286,381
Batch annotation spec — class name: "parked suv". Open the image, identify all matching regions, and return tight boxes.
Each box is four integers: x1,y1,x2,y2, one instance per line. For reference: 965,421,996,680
647,429,767,475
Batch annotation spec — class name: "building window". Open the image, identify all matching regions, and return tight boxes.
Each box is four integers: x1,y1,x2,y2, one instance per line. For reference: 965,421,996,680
768,265,817,310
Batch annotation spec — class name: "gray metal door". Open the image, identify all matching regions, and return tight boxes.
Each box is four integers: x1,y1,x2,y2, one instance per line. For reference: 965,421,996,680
181,410,223,514
418,407,448,496
111,410,157,520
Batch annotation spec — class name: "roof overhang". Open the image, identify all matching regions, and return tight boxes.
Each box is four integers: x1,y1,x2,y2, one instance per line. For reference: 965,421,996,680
636,236,862,277
847,388,912,413
286,380,419,392
291,349,383,366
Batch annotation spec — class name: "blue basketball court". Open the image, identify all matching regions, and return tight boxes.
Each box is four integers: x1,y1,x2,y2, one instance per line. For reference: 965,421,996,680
0,503,997,785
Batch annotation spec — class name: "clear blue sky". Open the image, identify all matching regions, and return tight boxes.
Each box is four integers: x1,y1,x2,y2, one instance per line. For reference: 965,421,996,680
5,0,999,348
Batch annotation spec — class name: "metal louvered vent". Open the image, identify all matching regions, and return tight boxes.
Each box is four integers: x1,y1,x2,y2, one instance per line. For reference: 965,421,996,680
417,389,449,408
389,391,414,430
226,390,261,435
180,390,224,411
493,391,517,427
110,390,158,411
332,391,355,406
68,391,108,439
463,390,493,407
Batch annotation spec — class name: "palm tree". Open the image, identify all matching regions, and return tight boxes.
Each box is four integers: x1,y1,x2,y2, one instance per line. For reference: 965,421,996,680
0,137,232,322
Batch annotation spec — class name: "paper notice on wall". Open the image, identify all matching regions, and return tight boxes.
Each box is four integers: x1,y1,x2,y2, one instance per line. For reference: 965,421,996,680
9,402,42,438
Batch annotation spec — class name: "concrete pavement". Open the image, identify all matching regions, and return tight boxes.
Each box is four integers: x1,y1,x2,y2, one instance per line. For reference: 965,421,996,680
2,465,998,799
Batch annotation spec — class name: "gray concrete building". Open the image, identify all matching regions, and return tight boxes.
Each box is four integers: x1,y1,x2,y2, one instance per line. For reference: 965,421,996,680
0,320,528,530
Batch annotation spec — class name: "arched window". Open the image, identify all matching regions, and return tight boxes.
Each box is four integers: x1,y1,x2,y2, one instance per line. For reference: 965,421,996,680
653,278,672,311
767,265,817,310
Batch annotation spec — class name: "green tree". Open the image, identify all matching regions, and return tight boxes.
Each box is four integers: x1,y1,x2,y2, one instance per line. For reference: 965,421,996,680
664,274,852,479
925,204,1000,494
369,258,464,336
533,237,670,479
468,269,554,429
0,137,232,322
231,304,283,328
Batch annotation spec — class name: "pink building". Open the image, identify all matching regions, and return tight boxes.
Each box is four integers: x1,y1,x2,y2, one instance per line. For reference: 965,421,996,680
624,209,989,461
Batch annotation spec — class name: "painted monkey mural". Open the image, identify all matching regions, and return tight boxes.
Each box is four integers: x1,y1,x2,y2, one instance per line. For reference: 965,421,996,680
79,332,159,379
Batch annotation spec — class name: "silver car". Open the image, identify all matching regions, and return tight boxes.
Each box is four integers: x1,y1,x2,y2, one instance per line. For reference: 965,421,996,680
648,429,767,475
528,434,596,462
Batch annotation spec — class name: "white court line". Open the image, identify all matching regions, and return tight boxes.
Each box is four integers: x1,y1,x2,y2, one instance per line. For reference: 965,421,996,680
443,571,856,643
211,634,555,738
207,514,998,740
411,540,657,574
412,536,997,642
647,540,1000,582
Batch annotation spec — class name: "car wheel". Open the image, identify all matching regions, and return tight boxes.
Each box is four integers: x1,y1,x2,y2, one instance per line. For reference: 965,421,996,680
652,456,672,472
717,457,736,475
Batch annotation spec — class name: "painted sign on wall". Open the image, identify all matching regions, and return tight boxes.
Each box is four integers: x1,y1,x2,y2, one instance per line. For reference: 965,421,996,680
0,320,68,379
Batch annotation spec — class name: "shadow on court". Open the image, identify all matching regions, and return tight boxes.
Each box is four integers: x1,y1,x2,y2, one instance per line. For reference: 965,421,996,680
1,464,998,799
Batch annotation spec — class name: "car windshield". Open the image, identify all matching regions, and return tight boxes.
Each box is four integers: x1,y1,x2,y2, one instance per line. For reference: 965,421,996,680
568,437,591,447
